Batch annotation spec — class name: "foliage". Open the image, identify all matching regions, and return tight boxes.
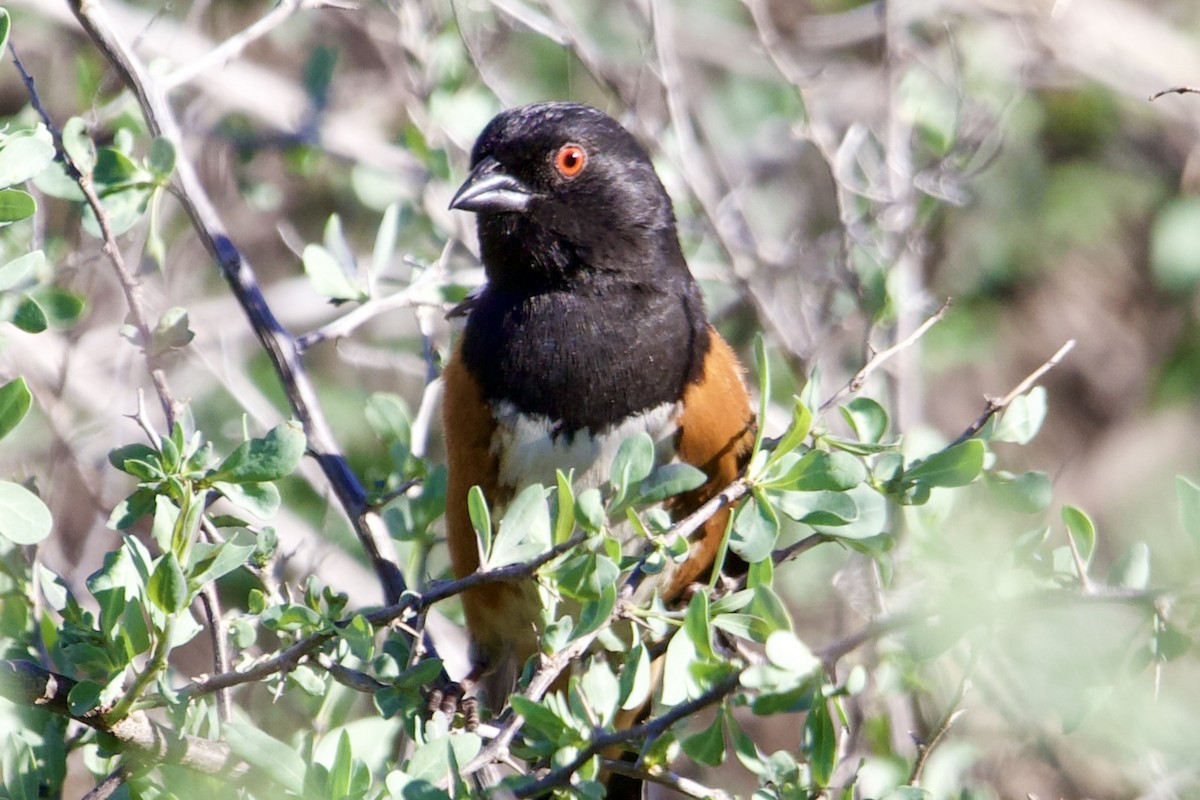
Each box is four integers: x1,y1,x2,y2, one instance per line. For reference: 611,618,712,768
2,1,1200,799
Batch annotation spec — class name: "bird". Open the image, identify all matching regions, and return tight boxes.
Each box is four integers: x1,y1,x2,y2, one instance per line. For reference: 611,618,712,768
442,101,755,790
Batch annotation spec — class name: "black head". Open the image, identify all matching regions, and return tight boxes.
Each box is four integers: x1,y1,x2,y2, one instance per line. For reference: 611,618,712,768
450,102,688,288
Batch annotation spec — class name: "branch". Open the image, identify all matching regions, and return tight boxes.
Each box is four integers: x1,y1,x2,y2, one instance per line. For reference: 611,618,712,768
510,671,742,798
949,339,1075,447
1149,85,1200,101
182,532,589,698
0,660,247,778
65,0,405,604
11,45,179,429
819,300,951,413
817,611,923,670
295,265,446,352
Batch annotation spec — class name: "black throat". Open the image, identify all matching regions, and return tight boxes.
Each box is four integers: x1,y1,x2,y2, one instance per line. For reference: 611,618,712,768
460,267,712,437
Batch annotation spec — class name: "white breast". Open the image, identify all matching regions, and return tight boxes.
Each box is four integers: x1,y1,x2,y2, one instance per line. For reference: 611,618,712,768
491,400,681,496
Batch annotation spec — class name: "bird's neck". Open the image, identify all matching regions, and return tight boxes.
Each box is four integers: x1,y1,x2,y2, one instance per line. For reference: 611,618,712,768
477,216,688,293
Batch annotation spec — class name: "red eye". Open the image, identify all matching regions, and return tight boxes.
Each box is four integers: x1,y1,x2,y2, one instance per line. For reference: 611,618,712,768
554,144,588,178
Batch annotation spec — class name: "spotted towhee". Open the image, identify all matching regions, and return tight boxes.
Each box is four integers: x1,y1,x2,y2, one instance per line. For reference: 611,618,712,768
444,102,755,721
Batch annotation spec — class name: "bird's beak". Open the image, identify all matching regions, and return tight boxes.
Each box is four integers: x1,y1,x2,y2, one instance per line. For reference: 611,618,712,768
449,156,533,214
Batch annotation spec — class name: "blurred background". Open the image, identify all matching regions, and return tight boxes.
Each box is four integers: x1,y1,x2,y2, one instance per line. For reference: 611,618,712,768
4,0,1200,796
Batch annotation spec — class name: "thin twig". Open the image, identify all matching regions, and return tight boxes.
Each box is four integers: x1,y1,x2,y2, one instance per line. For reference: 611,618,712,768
81,765,133,800
197,584,232,723
509,671,742,798
909,653,975,785
295,266,445,351
162,0,357,91
949,339,1076,447
820,300,951,413
1149,86,1200,101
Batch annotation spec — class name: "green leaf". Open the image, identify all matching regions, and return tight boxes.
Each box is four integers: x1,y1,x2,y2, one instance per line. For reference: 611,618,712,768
840,397,888,443
0,133,56,188
555,552,619,601
618,644,652,712
364,392,410,444
554,470,575,545
82,186,152,237
0,376,32,442
224,720,307,795
340,613,375,661
187,532,257,588
804,698,837,787
609,432,655,506
108,487,157,530
772,489,857,527
880,788,932,800
1062,504,1096,567
0,481,52,544
1151,196,1200,292
67,680,103,716
147,138,176,180
148,553,189,613
992,386,1047,444
0,188,35,222
575,488,605,532
637,463,706,503
0,10,10,55
467,485,492,555
149,307,194,355
93,146,140,185
764,630,819,675
748,584,792,638
769,397,813,463
1152,622,1191,662
902,439,985,488
210,422,307,483
1177,476,1200,549
34,287,86,327
303,243,364,302
683,590,715,661
0,250,43,292
760,450,865,492
487,483,550,568
1108,542,1150,590
404,732,481,785
372,202,400,276
328,730,354,799
62,117,96,174
572,584,617,642
812,484,886,539
681,712,726,767
730,492,779,563
213,480,281,519
12,295,47,333
303,46,339,103
985,470,1052,514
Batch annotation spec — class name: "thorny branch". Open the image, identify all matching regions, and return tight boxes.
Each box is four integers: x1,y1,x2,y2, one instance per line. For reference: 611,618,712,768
950,339,1076,446
820,300,952,413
